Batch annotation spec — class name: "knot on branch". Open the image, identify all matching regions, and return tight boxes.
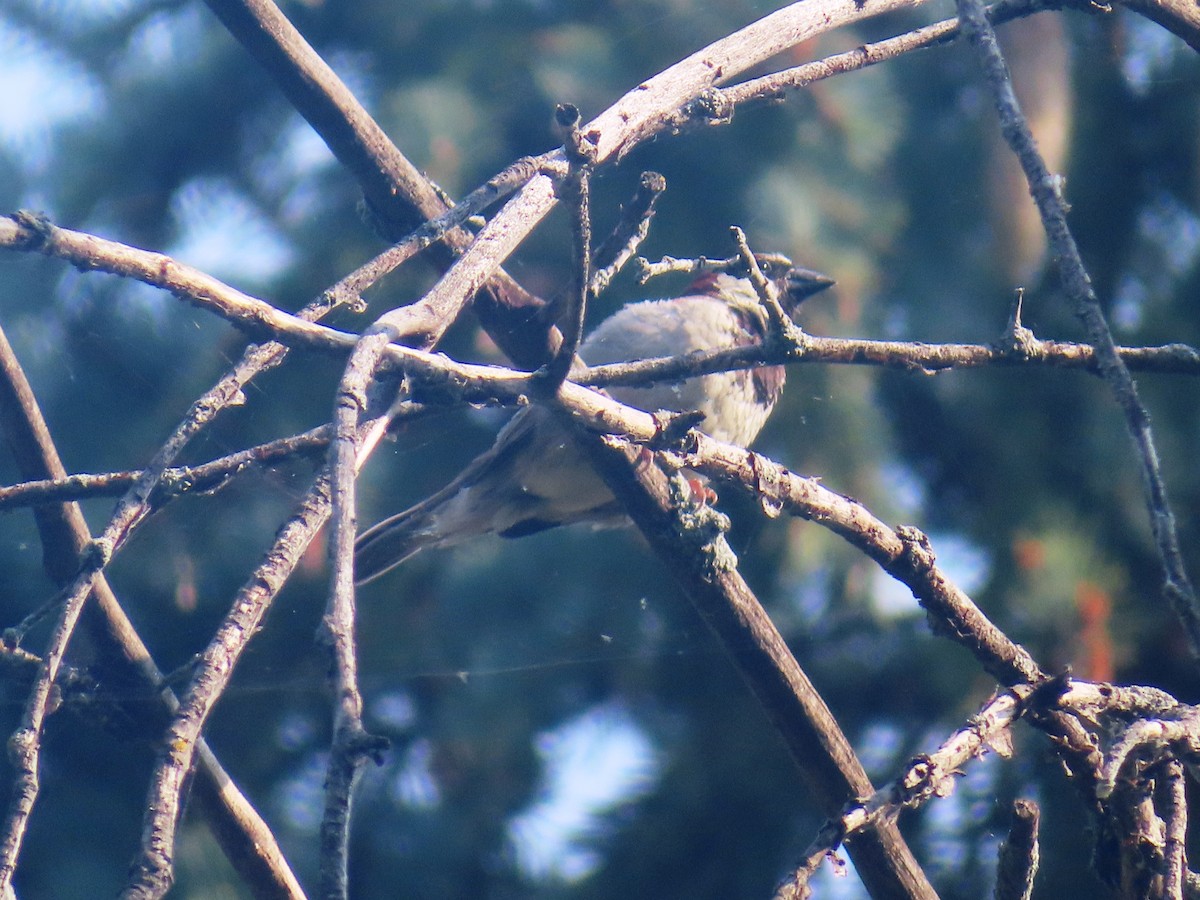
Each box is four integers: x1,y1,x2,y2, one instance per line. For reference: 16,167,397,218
657,89,734,139
647,410,706,450
748,451,787,519
898,753,958,803
7,726,36,767
84,537,114,571
895,525,936,575
684,88,734,127
339,724,391,767
11,210,54,251
556,103,599,167
1028,670,1073,710
996,288,1042,359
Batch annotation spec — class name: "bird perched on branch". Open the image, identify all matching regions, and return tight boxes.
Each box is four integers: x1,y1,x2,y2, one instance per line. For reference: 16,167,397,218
354,265,833,584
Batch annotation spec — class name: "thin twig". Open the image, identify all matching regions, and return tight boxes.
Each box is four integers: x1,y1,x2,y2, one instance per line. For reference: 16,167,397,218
0,197,369,896
320,152,561,311
546,103,596,386
956,0,1200,661
589,171,667,298
0,526,109,894
729,228,807,348
716,0,1063,111
0,427,331,510
0,213,356,351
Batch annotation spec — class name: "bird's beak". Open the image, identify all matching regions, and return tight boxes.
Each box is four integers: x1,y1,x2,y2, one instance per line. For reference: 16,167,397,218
781,266,836,305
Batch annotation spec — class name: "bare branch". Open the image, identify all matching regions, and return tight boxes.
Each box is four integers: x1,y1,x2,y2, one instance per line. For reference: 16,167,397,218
123,473,332,898
1162,760,1187,900
994,800,1040,900
716,0,1067,111
398,0,939,365
321,324,400,895
589,171,667,297
1114,0,1200,52
673,435,1043,684
0,428,331,510
319,152,559,312
581,434,937,900
7,214,1197,382
780,685,1034,897
730,229,804,343
0,326,303,899
0,212,356,351
201,0,554,365
547,102,596,386
957,0,1200,664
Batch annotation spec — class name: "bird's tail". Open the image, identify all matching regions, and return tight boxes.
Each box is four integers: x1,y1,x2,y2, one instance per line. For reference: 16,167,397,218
353,416,538,584
354,407,616,584
353,503,438,585
354,463,500,584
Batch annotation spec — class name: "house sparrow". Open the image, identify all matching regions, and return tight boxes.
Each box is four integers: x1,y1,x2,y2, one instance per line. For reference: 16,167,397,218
354,266,833,584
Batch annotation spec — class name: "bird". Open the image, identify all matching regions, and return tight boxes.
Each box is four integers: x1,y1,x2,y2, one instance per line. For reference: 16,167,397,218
354,265,833,584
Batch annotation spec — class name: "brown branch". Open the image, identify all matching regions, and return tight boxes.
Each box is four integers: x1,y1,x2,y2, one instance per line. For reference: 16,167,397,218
994,799,1040,900
2,191,366,895
0,427,330,510
1162,760,1187,900
200,0,554,365
590,333,1200,380
123,473,332,899
0,326,303,899
380,0,938,369
312,113,590,882
319,152,560,314
115,247,371,896
580,434,937,900
546,103,596,386
1096,706,1200,800
1110,772,1166,897
779,685,1034,897
957,0,1200,664
588,171,667,298
730,229,807,346
676,435,1043,685
780,675,1200,899
1113,0,1200,52
0,212,355,351
9,218,1200,386
320,323,399,896
714,0,1066,111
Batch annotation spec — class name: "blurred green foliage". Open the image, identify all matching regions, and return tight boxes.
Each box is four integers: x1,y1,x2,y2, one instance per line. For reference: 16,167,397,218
0,0,1198,897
